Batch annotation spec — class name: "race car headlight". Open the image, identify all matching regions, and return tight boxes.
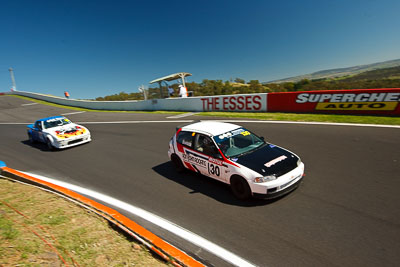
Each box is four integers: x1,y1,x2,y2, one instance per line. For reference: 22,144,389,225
254,175,276,183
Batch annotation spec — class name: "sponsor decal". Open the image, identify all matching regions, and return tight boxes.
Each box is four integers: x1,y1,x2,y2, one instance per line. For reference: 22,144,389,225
217,128,250,141
46,118,63,123
182,153,207,167
208,157,223,166
55,127,86,139
267,89,400,115
264,155,287,168
181,148,228,177
315,102,397,111
296,92,400,111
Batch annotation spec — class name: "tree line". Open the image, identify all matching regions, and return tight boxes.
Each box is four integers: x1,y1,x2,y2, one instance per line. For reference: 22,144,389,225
95,67,400,101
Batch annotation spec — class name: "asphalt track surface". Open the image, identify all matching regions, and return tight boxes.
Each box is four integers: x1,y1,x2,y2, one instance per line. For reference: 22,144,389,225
1,95,399,266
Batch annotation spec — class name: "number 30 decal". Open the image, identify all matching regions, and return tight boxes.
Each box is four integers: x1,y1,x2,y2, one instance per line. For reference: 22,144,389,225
208,163,220,176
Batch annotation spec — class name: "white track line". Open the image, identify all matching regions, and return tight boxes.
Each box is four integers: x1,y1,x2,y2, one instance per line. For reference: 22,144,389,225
167,112,200,119
0,121,193,125
219,120,400,128
74,120,400,128
61,111,86,116
0,119,399,128
21,103,38,106
77,120,194,124
20,171,257,267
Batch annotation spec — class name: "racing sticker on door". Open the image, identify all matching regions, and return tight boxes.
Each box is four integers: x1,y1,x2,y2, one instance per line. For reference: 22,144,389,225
182,149,226,178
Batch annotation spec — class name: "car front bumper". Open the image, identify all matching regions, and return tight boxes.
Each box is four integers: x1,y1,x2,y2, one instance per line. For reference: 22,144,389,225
53,134,91,149
249,162,305,199
253,176,303,199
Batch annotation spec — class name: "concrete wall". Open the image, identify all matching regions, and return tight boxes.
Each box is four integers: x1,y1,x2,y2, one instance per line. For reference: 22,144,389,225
12,91,268,112
12,89,399,115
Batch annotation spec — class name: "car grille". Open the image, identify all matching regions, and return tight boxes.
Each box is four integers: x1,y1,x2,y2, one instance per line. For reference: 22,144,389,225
68,139,83,145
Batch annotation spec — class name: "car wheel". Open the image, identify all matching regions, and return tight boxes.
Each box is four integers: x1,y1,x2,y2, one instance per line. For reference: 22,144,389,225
171,154,185,173
230,176,251,200
28,133,35,143
46,138,54,151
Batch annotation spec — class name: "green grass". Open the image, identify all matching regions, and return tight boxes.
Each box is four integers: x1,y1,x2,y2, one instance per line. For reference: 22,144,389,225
0,178,167,266
39,209,68,226
8,94,400,126
198,112,400,125
0,216,19,240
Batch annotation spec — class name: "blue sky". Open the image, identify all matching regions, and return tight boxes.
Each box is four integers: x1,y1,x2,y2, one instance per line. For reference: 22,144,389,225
0,0,399,99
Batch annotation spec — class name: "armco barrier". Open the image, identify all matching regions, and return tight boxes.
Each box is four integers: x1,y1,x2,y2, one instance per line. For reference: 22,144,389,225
267,88,400,116
11,89,400,115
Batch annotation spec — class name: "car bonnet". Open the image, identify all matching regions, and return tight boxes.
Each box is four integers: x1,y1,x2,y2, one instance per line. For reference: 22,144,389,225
232,144,299,177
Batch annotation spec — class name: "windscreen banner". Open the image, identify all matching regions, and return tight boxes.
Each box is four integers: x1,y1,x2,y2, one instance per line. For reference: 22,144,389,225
267,88,400,116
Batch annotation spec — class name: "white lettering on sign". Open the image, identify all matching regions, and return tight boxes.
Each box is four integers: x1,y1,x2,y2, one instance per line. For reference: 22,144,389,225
201,95,264,111
296,93,400,103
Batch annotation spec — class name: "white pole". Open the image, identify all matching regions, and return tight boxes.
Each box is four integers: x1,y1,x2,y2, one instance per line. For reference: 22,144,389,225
9,68,17,91
180,73,186,88
139,85,147,100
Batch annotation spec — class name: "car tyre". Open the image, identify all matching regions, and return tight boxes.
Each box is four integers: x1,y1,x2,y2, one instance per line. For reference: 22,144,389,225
171,154,185,173
46,138,55,151
230,175,251,200
28,133,35,144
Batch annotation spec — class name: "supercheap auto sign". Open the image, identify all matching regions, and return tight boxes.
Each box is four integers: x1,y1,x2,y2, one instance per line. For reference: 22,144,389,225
267,88,400,115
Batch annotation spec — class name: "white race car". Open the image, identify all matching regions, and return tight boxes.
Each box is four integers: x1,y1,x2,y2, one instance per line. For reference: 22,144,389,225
27,116,91,150
168,121,305,199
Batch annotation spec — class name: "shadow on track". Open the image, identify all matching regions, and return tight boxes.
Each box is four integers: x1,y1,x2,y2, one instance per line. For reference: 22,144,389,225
21,139,90,152
20,140,57,152
152,161,289,207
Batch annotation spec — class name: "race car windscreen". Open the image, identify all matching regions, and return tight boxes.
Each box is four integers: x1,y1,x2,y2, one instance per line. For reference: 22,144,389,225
213,128,264,158
43,118,72,129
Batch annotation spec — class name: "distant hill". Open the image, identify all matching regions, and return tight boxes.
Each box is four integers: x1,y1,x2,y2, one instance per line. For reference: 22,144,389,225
264,65,400,92
268,59,400,83
340,65,400,82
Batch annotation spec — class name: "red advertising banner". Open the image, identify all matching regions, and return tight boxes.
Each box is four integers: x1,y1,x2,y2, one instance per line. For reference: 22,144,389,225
267,88,400,116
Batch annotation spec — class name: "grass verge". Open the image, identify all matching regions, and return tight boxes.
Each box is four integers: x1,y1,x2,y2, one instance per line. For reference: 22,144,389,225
0,178,167,266
197,112,400,126
9,95,182,115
